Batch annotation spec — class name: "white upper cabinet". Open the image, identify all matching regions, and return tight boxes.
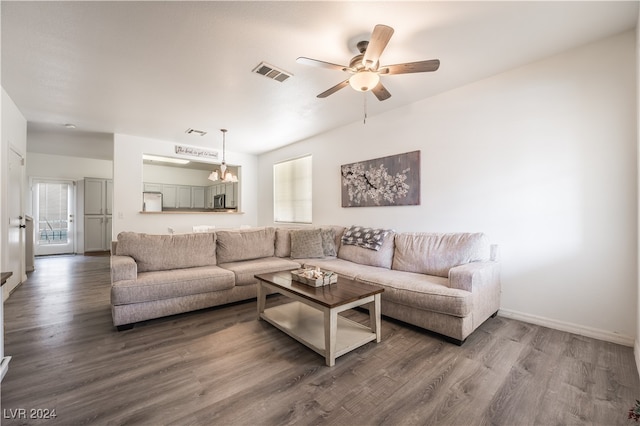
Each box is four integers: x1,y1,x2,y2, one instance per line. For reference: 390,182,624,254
177,186,192,208
85,178,112,215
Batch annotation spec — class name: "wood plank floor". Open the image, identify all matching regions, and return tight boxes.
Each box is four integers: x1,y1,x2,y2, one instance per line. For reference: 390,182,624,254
2,254,639,425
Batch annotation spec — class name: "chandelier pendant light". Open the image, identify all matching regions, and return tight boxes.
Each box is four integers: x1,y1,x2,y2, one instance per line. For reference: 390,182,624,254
208,129,238,182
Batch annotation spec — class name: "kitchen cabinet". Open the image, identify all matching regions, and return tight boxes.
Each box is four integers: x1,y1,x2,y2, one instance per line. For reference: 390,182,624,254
192,187,205,208
205,182,238,209
85,216,112,252
105,180,113,215
84,178,113,252
144,182,209,209
206,184,223,208
207,185,218,209
224,182,238,208
177,186,192,208
161,185,177,208
85,178,105,214
85,216,104,252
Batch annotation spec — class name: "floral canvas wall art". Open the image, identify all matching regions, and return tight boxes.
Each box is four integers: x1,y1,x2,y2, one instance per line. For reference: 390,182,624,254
341,150,420,207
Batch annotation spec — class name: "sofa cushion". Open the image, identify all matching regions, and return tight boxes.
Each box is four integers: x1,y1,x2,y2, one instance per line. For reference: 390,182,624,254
290,229,324,259
115,232,217,273
392,233,490,278
111,265,235,305
219,257,301,286
303,258,389,281
216,227,276,264
356,269,472,317
275,226,345,257
324,225,346,253
275,227,296,258
338,230,395,269
320,228,337,256
341,225,391,251
275,226,341,258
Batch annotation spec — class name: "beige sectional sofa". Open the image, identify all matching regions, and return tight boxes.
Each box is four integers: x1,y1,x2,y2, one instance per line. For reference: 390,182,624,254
110,228,300,330
110,225,500,344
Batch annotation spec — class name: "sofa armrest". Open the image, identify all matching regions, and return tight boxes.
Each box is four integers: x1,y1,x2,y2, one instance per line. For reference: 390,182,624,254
449,261,500,292
111,255,137,283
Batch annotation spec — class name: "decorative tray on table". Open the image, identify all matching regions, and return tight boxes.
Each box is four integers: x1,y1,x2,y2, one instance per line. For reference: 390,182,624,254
290,267,337,287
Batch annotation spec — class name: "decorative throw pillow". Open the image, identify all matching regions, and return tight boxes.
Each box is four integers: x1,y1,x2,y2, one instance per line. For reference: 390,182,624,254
274,227,294,258
216,227,276,264
320,228,337,256
341,225,390,251
290,229,324,259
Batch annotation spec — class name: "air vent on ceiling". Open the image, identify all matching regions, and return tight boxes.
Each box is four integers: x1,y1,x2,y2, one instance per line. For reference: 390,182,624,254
185,128,207,136
252,62,292,83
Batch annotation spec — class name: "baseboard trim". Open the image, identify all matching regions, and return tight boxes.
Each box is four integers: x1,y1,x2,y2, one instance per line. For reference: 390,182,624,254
0,356,11,382
498,308,634,347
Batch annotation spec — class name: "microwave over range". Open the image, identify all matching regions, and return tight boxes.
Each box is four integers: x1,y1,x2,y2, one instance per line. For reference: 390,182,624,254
213,194,225,209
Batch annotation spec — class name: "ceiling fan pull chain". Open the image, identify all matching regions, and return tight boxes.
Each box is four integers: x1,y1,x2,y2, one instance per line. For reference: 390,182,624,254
363,93,368,124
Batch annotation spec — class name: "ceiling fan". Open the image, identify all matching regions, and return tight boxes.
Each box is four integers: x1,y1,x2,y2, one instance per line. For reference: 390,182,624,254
297,24,440,101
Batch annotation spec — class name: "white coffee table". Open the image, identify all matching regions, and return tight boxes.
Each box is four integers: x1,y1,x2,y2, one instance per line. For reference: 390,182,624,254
255,270,384,367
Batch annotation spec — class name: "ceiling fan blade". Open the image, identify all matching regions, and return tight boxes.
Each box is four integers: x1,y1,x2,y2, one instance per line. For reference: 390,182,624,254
379,59,440,75
317,79,350,98
362,24,394,69
297,57,348,72
372,81,391,101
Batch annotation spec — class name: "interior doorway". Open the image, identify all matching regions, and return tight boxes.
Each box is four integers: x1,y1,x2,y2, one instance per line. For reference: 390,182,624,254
32,179,76,256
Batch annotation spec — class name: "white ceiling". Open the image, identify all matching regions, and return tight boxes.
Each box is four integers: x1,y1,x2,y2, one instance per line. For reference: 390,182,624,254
2,1,638,158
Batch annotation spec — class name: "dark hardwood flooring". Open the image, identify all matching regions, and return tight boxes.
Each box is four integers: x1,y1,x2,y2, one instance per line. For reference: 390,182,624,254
2,255,639,425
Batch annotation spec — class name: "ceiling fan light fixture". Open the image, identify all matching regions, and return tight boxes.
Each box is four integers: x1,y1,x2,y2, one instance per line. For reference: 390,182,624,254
299,24,439,101
349,71,379,92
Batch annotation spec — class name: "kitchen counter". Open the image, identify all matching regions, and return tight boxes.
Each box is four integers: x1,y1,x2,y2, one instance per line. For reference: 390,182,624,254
140,209,241,214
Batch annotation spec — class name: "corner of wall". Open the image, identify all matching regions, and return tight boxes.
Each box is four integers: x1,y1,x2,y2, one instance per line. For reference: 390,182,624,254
636,5,640,381
636,341,640,382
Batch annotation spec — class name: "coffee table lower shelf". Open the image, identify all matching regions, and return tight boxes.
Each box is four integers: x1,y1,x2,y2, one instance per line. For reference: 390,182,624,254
261,302,377,363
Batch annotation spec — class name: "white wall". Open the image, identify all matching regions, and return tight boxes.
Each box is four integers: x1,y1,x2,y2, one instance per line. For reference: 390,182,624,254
636,10,640,377
258,31,637,345
25,152,113,215
27,128,113,161
26,152,113,183
112,133,258,236
0,87,27,381
25,153,114,254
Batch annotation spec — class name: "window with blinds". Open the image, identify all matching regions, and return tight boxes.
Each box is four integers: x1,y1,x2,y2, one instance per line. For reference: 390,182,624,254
36,181,70,244
273,155,312,223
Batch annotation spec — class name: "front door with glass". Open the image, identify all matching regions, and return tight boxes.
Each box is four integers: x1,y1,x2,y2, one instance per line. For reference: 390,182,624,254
32,179,75,255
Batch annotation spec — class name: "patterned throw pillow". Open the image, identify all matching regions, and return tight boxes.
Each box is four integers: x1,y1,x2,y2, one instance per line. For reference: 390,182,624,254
320,228,337,256
341,225,390,251
290,229,325,259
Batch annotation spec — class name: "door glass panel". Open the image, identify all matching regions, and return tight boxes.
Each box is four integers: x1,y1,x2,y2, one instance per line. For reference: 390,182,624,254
37,182,70,245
